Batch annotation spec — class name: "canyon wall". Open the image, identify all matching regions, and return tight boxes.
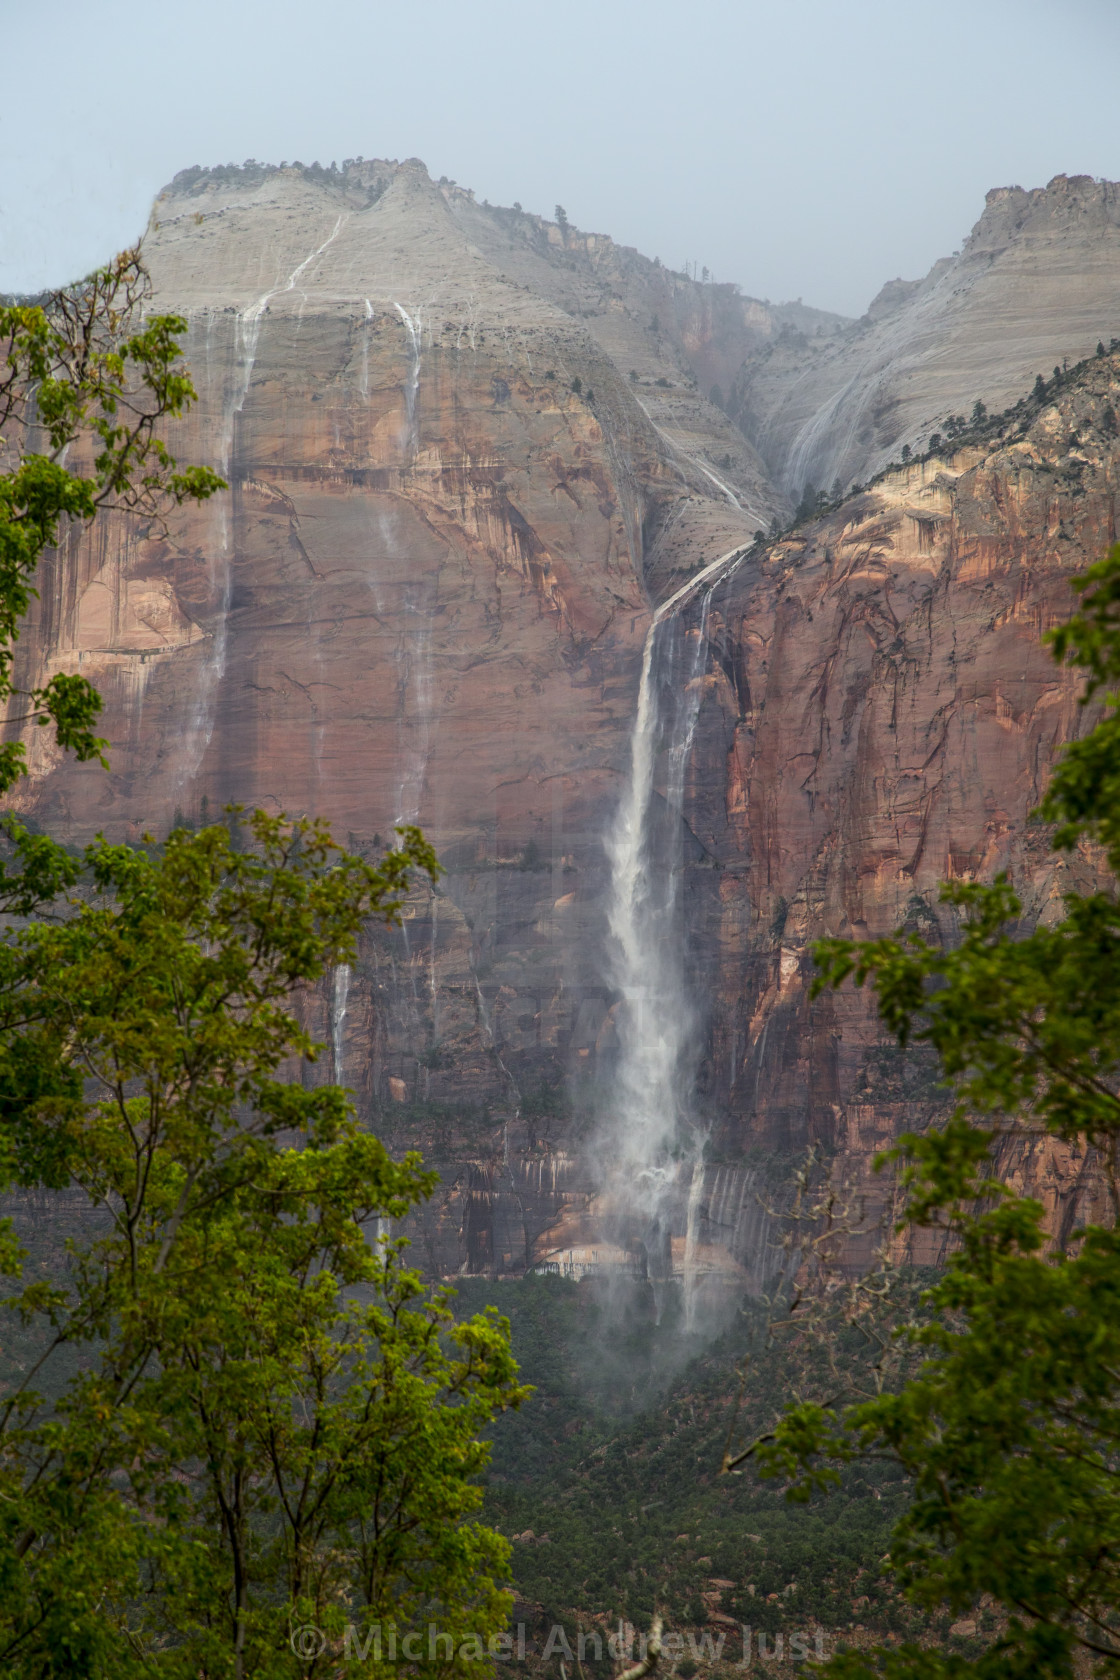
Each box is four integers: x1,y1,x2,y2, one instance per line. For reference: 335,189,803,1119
8,161,1120,1278
678,357,1120,1257
727,175,1120,498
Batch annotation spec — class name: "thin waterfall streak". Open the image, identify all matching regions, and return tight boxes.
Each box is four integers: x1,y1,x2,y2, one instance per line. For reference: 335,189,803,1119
392,620,435,827
696,461,742,509
682,1149,708,1330
733,1169,753,1258
278,214,347,303
428,895,440,1045
360,298,373,399
179,219,347,794
365,507,439,833
635,398,769,526
331,962,351,1084
393,302,423,452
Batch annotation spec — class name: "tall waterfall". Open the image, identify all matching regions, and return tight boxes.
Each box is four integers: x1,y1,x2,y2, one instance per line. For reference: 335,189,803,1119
599,543,748,1314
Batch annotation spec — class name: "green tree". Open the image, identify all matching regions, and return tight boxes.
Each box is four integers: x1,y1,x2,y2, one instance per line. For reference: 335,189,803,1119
0,812,526,1677
795,480,822,517
750,543,1120,1675
0,247,223,793
0,252,527,1675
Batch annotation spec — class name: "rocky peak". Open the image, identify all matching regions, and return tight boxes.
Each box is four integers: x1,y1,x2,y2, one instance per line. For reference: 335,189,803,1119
731,172,1120,499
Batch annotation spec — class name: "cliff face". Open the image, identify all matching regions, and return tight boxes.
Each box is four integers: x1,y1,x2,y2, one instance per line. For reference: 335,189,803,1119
729,175,1120,498
17,158,778,841
677,357,1120,1252
9,158,775,1275
8,163,1120,1278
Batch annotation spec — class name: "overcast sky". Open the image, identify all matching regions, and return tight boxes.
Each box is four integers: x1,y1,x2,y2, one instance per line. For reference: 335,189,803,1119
2,0,1118,316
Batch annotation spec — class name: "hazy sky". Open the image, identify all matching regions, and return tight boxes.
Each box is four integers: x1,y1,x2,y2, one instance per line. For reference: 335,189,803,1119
3,0,1119,316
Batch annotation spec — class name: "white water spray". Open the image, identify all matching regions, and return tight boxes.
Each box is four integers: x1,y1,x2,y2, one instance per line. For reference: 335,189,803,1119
600,543,749,1306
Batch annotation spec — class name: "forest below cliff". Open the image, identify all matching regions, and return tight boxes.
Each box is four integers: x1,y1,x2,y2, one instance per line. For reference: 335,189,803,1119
458,1274,936,1661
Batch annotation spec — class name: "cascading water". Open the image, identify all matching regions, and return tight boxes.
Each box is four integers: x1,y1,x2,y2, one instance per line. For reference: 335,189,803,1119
635,397,769,527
331,962,351,1084
393,302,423,453
599,542,749,1320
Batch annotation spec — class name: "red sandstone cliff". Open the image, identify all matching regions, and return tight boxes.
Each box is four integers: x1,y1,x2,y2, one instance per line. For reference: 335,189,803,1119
7,163,1120,1276
679,357,1120,1255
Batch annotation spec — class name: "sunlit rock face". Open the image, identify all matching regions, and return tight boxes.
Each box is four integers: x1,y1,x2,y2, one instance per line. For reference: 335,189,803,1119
729,175,1120,498
9,162,1120,1277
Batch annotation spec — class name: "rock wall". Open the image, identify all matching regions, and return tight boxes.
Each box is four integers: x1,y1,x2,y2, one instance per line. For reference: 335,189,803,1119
9,161,1120,1277
9,159,771,1275
728,175,1120,497
675,356,1120,1251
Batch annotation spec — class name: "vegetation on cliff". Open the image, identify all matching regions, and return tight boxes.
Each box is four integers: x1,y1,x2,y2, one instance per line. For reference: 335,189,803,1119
0,247,223,794
785,341,1120,528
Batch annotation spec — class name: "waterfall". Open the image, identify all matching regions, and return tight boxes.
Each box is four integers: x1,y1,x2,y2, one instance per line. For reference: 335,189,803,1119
393,302,423,452
331,962,351,1084
634,397,770,527
393,611,434,826
360,298,373,400
599,543,748,1306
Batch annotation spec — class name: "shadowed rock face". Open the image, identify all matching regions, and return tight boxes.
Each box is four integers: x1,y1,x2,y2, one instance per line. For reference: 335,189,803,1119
9,162,1120,1276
